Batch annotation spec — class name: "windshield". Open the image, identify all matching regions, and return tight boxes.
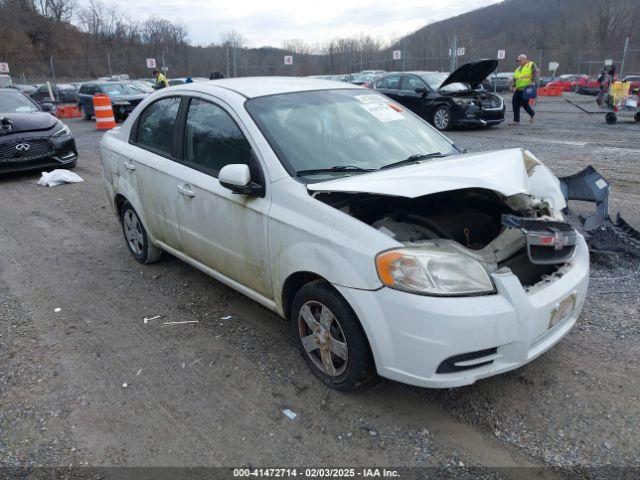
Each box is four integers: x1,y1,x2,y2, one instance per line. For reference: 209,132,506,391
0,92,39,113
131,81,154,93
246,89,456,182
420,73,469,92
100,83,140,96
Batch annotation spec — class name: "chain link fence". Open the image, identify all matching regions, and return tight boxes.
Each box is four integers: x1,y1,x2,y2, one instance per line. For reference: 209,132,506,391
5,41,639,87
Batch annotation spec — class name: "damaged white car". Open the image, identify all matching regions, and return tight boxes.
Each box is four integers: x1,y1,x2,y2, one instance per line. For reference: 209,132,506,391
100,78,589,390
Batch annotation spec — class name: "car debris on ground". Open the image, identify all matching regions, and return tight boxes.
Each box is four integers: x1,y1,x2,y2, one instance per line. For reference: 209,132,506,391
282,409,297,420
37,169,84,187
162,320,199,326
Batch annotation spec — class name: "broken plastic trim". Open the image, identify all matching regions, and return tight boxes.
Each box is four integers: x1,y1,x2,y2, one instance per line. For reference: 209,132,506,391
560,166,640,257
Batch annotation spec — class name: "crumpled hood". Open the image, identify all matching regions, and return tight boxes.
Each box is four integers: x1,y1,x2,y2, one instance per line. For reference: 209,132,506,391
0,112,58,134
308,148,567,210
440,59,499,90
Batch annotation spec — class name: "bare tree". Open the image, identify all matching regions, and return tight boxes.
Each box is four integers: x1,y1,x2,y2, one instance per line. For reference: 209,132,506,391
36,0,74,21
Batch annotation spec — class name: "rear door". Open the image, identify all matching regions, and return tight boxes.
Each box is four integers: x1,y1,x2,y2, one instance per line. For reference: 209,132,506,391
171,96,272,297
78,84,96,115
125,96,185,250
374,74,404,102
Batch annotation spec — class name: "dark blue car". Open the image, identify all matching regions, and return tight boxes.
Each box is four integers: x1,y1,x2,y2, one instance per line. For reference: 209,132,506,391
77,82,147,122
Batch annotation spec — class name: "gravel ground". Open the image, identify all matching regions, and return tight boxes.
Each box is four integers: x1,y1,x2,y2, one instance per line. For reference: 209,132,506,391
0,93,639,478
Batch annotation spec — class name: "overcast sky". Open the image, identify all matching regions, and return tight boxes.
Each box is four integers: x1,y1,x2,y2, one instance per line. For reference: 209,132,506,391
77,0,503,47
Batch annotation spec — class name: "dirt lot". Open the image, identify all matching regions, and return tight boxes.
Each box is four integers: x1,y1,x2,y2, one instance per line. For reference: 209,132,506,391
1,93,639,478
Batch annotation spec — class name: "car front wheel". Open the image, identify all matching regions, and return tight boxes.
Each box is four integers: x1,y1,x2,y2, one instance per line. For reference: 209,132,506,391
120,201,163,264
292,281,375,391
432,106,452,131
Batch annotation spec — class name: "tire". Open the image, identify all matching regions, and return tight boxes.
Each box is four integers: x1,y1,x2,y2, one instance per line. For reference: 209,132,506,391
432,105,452,131
635,113,640,122
79,104,91,121
291,281,375,391
120,201,163,264
605,113,617,125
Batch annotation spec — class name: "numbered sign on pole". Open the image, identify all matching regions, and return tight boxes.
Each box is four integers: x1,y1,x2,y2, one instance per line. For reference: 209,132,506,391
0,63,9,74
146,58,156,69
497,50,506,60
392,50,402,60
284,55,293,66
457,47,466,57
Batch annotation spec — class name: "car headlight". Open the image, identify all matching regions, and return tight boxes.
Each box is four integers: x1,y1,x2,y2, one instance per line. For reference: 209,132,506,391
452,98,472,106
376,245,495,296
52,123,71,138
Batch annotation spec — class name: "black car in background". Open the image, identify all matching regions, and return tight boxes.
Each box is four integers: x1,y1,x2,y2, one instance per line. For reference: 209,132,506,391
31,83,79,104
373,60,505,130
0,89,77,173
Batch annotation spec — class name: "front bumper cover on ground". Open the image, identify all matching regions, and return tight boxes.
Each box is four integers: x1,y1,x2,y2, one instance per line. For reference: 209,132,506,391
560,166,640,257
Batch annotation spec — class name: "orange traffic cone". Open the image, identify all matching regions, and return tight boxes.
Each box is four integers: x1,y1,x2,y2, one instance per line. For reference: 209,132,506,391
93,94,116,130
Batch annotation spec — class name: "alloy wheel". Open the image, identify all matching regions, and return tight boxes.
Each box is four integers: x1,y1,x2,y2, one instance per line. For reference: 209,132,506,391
123,209,144,256
434,108,449,130
297,301,348,377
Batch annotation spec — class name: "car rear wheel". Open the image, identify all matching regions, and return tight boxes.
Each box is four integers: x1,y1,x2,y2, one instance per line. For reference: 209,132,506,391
635,113,640,122
120,201,163,264
432,106,452,131
605,113,617,125
291,281,375,391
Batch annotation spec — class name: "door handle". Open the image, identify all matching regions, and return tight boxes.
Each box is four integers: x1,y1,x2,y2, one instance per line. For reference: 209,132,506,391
123,161,136,171
177,184,195,198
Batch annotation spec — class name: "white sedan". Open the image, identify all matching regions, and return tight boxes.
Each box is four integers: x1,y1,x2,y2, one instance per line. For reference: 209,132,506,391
99,78,589,390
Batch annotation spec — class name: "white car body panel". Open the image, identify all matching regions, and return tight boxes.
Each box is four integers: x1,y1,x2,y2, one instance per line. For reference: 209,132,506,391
308,148,567,211
99,77,589,389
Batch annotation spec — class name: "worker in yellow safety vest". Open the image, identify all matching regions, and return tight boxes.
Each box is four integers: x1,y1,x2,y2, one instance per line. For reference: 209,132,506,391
152,69,168,90
509,54,539,125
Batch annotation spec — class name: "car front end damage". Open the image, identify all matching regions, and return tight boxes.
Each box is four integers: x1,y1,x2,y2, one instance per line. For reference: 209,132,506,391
449,92,505,127
308,149,592,387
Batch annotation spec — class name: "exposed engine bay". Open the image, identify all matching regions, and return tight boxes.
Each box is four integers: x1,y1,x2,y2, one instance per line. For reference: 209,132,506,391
314,188,577,289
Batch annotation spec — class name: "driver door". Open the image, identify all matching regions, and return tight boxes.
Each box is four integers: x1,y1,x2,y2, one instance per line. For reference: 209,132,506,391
172,97,272,298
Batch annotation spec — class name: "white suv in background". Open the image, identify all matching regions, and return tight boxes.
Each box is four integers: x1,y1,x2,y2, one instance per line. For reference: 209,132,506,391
100,78,589,390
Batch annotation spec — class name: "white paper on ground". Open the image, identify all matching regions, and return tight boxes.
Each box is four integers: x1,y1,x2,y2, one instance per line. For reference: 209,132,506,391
38,169,84,187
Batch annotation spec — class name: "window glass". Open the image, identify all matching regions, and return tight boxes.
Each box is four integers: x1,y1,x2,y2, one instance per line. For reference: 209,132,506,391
379,75,402,90
136,97,181,155
403,76,425,90
183,98,253,177
100,83,140,96
246,89,456,182
0,91,39,113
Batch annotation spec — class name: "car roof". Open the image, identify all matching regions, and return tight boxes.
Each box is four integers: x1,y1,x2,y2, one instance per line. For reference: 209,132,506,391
175,76,361,99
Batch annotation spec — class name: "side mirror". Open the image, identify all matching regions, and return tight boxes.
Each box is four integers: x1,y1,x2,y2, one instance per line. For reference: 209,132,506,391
219,164,264,196
415,87,427,96
41,102,55,113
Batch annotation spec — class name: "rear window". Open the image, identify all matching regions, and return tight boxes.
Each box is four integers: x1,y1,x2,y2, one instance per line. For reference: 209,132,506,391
135,97,181,156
